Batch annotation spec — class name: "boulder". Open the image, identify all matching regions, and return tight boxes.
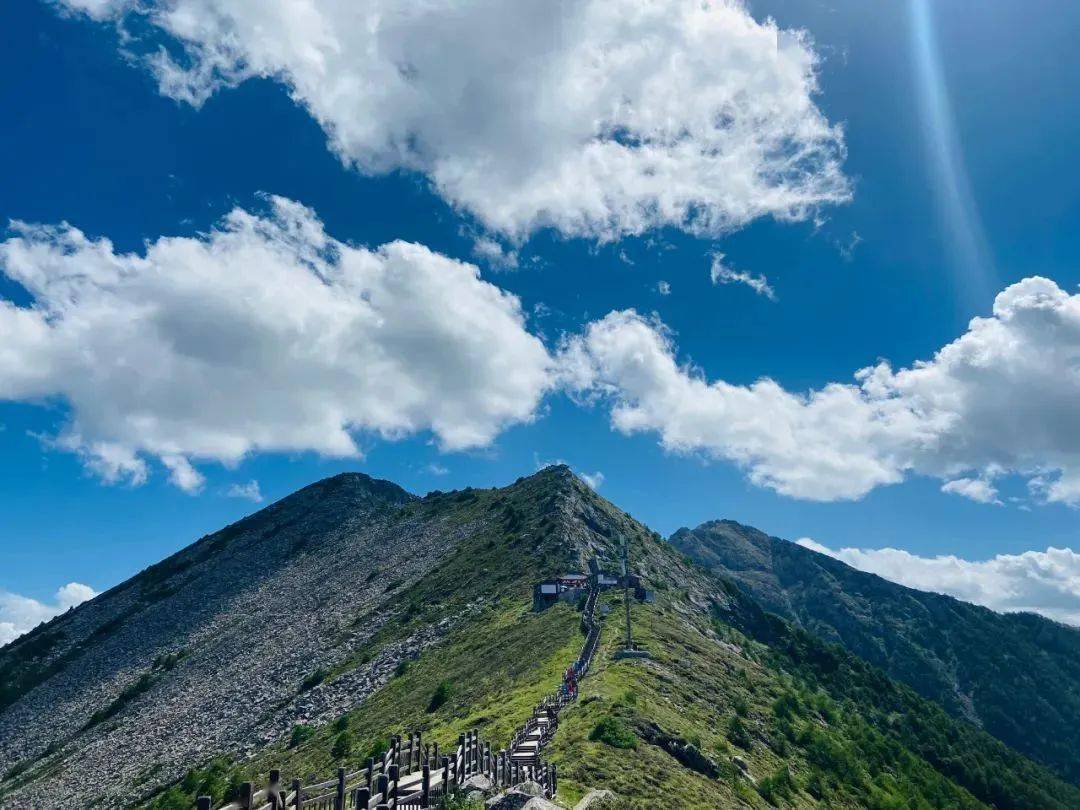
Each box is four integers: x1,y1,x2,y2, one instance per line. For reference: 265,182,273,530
462,774,496,793
573,788,617,809
486,786,562,810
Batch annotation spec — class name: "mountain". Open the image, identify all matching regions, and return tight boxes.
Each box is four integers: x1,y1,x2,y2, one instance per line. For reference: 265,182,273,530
1,469,1078,808
671,519,1080,786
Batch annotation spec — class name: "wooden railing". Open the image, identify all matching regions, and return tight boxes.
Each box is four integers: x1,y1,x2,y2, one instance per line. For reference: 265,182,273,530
196,575,603,810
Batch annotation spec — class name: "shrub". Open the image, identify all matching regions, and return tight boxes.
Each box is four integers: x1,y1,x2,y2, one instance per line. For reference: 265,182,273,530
589,716,637,750
758,766,796,803
727,716,752,750
366,739,390,761
300,667,329,692
289,725,315,748
332,731,353,759
428,680,453,713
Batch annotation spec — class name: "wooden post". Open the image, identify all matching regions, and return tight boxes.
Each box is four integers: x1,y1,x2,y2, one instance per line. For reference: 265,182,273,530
239,781,253,810
470,729,478,773
441,754,450,789
292,778,302,808
387,764,399,803
356,786,370,810
457,733,466,778
551,763,558,795
421,763,431,806
376,773,388,803
433,741,439,766
414,732,422,771
484,742,491,776
335,767,346,810
196,798,211,810
268,769,282,810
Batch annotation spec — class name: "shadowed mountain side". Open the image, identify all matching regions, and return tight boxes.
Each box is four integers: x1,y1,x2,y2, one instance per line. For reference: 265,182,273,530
671,519,1080,785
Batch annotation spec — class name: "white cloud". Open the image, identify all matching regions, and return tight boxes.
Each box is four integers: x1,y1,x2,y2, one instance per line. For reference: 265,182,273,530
52,0,125,19
561,277,1080,503
710,253,776,300
471,237,519,271
0,582,98,646
226,480,263,503
580,471,605,490
56,0,849,243
941,476,1000,505
425,463,449,476
656,281,671,296
0,196,552,489
796,538,1080,627
163,454,206,494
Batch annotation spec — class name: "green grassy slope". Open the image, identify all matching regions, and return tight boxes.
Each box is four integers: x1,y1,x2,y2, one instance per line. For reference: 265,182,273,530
68,468,1080,809
541,525,1080,809
672,520,1080,784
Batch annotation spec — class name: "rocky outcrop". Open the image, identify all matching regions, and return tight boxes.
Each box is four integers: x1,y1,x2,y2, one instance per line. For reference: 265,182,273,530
636,722,721,779
0,473,478,807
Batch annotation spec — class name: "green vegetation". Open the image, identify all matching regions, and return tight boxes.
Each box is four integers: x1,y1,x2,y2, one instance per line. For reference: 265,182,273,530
332,730,353,758
10,468,1079,810
428,680,453,713
674,520,1080,785
589,717,637,749
147,758,240,810
140,472,590,808
300,667,329,692
84,672,156,729
288,725,315,748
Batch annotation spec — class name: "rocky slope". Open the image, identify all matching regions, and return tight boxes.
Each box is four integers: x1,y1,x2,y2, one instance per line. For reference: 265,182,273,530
0,473,459,806
671,519,1080,785
2,469,1079,808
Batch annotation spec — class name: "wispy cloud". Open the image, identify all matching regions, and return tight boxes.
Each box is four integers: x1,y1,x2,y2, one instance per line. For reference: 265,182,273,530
226,480,263,503
709,254,776,300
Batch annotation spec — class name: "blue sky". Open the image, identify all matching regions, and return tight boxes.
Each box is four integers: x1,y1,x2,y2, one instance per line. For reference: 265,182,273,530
3,0,1080,632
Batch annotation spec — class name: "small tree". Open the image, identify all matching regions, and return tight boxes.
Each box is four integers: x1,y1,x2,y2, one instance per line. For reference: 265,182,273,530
332,730,353,759
428,680,453,713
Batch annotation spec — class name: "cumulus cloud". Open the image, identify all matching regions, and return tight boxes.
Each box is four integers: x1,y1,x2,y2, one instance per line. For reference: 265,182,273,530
710,253,776,300
941,476,1000,504
797,539,1080,626
226,480,263,503
561,277,1080,502
0,196,552,489
471,237,519,271
55,0,849,243
0,582,97,646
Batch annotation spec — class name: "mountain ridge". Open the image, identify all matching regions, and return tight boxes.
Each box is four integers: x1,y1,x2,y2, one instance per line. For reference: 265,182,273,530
2,469,1079,808
671,518,1080,785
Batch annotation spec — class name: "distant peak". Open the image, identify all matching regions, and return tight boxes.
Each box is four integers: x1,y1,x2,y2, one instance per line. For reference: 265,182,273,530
535,463,574,477
275,470,416,510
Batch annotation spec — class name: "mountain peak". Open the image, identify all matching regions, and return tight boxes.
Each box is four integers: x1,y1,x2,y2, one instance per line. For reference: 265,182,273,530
672,519,1080,784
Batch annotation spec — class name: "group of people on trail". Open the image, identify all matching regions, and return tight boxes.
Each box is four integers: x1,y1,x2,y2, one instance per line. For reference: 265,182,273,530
561,663,579,700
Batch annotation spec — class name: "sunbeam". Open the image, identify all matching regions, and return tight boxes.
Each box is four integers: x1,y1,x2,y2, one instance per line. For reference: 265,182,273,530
911,0,996,307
